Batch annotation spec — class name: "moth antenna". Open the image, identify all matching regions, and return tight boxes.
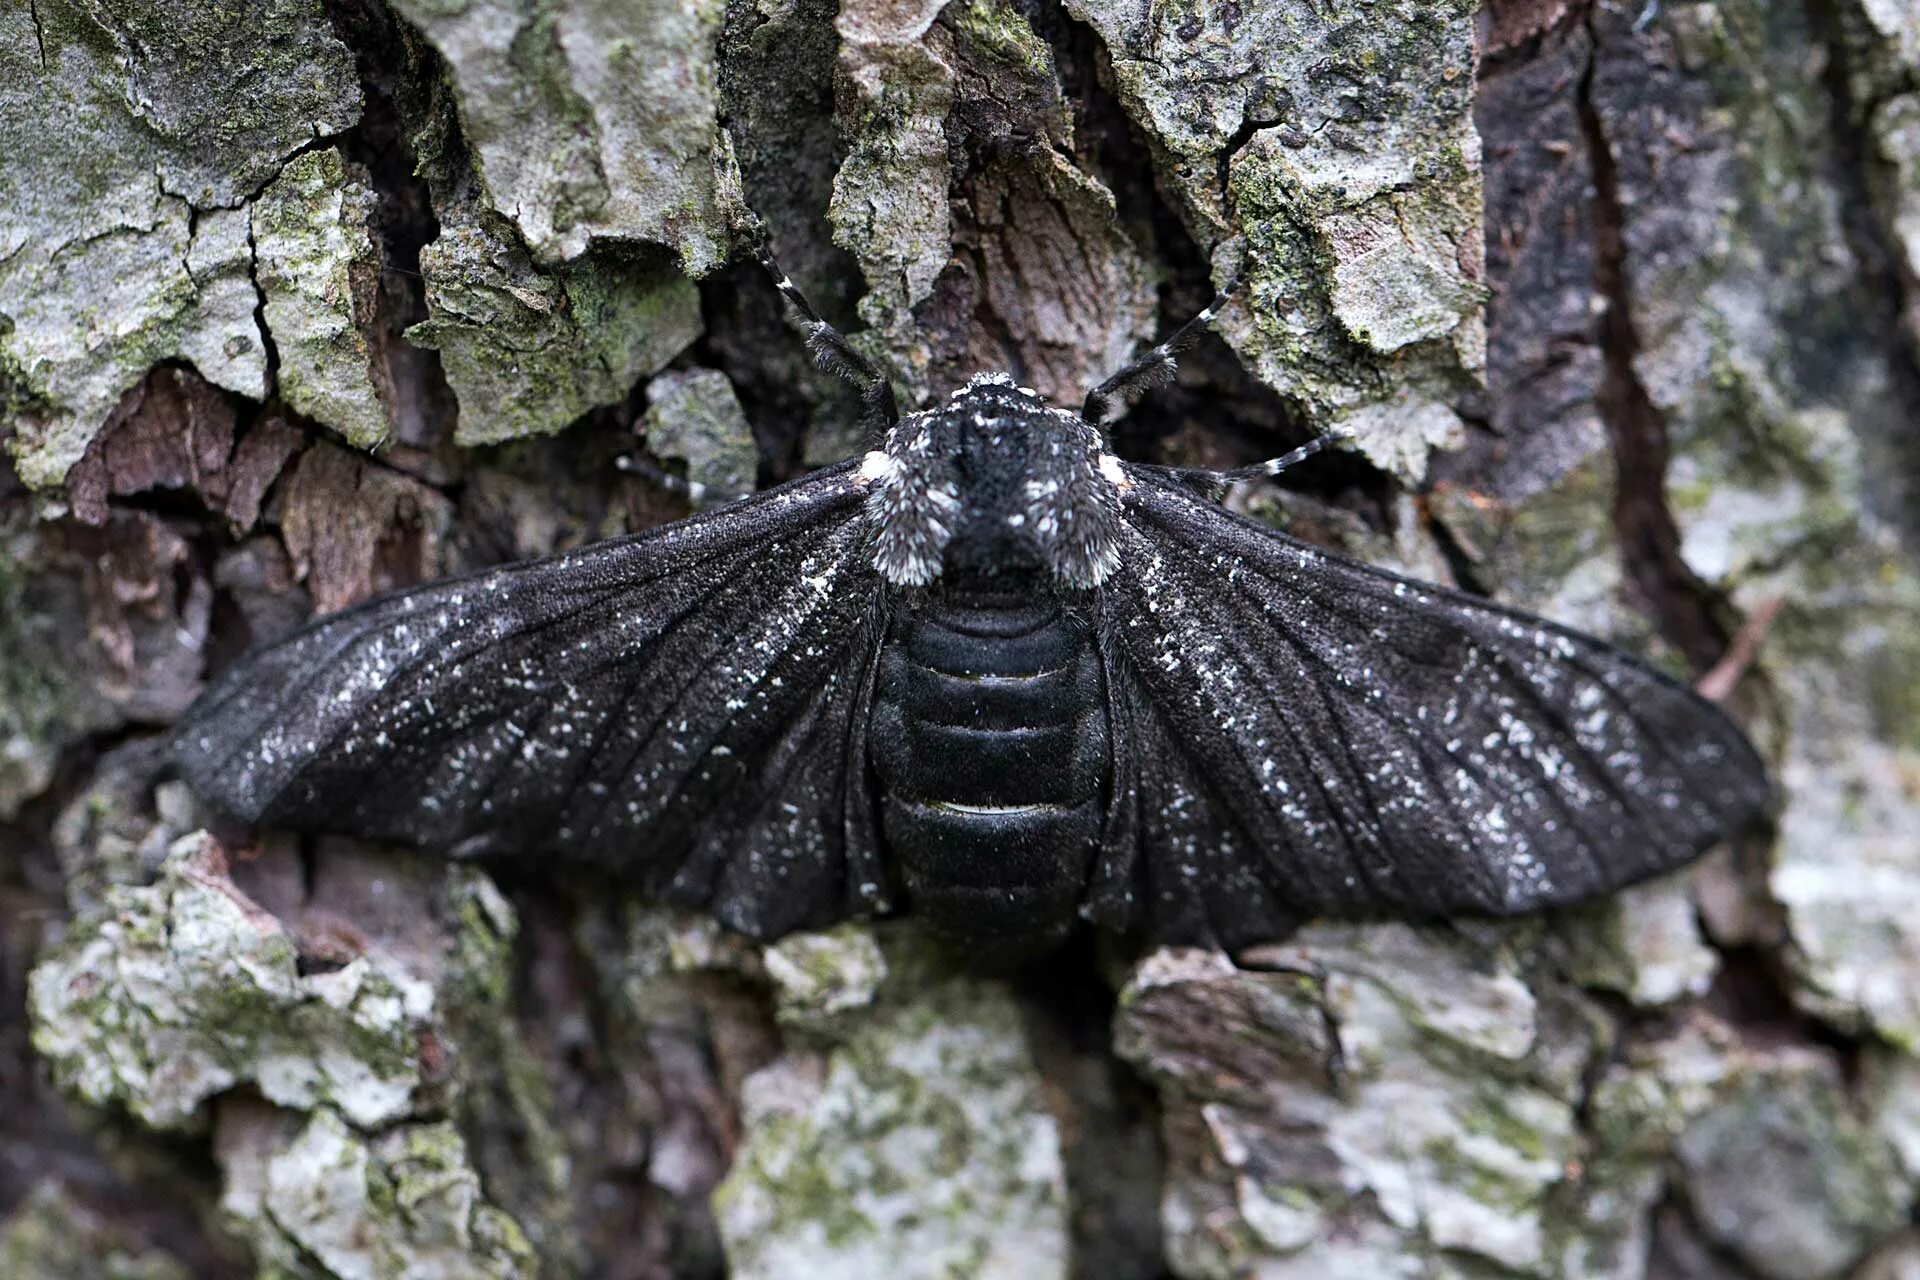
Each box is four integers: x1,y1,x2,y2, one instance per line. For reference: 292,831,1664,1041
614,453,746,507
754,238,901,440
1082,277,1243,427
1217,427,1353,482
1132,427,1354,496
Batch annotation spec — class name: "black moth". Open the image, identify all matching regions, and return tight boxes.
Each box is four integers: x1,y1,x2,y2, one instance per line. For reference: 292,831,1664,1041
173,259,1771,957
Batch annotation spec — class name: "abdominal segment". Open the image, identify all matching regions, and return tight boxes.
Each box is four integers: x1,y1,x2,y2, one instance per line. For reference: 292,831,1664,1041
868,590,1111,952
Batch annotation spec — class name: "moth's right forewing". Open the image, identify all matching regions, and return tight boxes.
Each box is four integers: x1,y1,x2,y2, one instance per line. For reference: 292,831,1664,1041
1086,644,1309,950
1095,470,1772,945
173,460,890,937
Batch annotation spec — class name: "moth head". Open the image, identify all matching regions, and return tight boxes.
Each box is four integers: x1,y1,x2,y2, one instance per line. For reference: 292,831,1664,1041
858,373,1126,589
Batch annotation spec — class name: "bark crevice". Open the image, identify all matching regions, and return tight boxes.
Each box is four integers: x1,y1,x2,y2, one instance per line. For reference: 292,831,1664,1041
1576,5,1732,673
1805,0,1920,546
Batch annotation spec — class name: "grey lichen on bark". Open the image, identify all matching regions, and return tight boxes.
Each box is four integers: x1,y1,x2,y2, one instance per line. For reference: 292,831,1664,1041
361,0,733,447
1571,0,1920,1053
385,0,733,273
27,799,548,1275
715,927,1069,1279
407,220,701,446
1588,1019,1910,1280
828,0,1158,409
0,0,723,488
220,1104,536,1279
30,833,440,1131
1067,0,1487,481
831,0,959,361
0,0,358,488
1118,930,1591,1277
252,151,395,452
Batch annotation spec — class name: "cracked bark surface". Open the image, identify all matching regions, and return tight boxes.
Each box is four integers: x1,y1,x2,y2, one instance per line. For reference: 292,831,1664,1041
3,0,1919,1276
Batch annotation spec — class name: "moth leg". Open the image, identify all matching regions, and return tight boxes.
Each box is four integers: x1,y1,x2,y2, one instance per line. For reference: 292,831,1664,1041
1082,278,1242,427
756,243,901,439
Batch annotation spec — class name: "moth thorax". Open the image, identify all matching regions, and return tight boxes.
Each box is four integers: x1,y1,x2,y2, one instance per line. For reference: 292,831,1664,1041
858,385,1123,589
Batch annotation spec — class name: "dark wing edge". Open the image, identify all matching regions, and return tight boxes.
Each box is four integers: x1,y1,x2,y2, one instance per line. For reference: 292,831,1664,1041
1089,467,1772,949
172,459,893,940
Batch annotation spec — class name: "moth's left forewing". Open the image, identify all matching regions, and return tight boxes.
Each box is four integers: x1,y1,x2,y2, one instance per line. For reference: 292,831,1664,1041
647,530,895,937
1093,465,1772,946
173,460,894,941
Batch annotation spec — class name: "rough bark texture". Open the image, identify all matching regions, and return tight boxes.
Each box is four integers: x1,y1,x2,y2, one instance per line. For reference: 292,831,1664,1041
2,0,1917,1276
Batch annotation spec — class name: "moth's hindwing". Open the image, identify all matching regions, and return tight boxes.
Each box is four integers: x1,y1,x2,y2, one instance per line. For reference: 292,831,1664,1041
1090,465,1772,949
172,460,891,940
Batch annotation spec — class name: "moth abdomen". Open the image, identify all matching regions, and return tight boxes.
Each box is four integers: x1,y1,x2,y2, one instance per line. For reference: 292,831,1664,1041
880,799,1102,949
870,589,1111,947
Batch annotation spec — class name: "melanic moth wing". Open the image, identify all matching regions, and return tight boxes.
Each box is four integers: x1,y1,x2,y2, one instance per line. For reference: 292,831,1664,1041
1089,645,1310,948
173,460,891,940
1091,467,1772,948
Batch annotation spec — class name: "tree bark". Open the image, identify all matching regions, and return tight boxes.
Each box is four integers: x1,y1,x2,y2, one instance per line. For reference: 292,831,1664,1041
3,0,1918,1276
